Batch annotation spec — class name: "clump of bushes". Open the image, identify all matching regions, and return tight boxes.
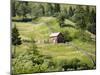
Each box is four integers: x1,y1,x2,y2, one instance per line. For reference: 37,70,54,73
61,29,73,42
12,37,94,74
55,58,94,71
12,38,55,74
12,51,94,75
74,30,92,42
61,58,80,71
12,50,54,74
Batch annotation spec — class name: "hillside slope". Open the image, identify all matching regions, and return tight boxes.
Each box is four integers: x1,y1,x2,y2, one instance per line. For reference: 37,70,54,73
12,17,96,68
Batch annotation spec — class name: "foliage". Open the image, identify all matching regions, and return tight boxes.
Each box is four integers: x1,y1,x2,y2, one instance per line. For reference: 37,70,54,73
61,29,72,42
12,0,31,18
57,13,65,27
74,30,92,42
12,24,22,46
12,37,55,74
45,3,54,16
12,24,22,57
87,23,96,34
68,6,75,19
11,0,16,17
12,1,96,74
72,6,87,30
12,1,96,35
28,38,39,55
12,51,34,74
61,58,94,71
87,9,96,34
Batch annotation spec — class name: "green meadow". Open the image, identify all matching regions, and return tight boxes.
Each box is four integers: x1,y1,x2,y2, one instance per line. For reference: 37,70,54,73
11,1,96,74
12,17,96,68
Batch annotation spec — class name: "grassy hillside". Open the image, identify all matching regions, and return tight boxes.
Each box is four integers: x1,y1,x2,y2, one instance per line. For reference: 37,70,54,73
12,17,96,71
13,17,77,41
11,1,96,74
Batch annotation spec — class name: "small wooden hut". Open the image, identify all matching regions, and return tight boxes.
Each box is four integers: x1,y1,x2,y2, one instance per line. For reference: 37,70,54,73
49,32,65,43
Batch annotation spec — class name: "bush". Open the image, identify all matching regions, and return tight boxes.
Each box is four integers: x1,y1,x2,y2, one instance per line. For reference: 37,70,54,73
12,51,34,74
69,58,80,70
74,30,92,42
12,50,55,74
87,23,96,34
61,29,73,42
61,58,92,71
79,63,90,70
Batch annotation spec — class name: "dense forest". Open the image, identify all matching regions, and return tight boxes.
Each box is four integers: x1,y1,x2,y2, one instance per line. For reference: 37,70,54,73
11,0,96,74
12,0,96,34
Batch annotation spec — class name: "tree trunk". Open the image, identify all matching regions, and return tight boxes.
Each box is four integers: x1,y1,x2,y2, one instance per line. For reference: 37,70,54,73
13,46,16,58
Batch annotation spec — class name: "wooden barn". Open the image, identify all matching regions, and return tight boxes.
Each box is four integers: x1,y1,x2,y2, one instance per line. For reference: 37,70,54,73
49,32,65,43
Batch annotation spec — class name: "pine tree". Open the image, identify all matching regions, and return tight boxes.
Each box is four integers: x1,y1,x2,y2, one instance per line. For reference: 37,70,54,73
72,5,87,30
76,16,86,30
28,37,39,55
12,24,22,57
40,4,45,16
55,4,60,13
87,8,96,34
90,8,96,23
57,13,65,27
15,1,31,18
45,3,54,16
21,2,31,18
68,6,74,18
86,6,90,14
54,4,60,14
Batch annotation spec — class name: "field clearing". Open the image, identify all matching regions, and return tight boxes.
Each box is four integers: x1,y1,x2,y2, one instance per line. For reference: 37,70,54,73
12,42,95,67
38,43,95,66
12,17,77,41
12,17,96,68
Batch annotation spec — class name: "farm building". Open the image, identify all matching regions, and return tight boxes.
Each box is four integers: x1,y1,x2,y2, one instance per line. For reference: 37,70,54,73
49,32,65,43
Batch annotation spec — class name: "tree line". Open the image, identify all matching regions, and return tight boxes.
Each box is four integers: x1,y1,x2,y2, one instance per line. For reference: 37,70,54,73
11,0,96,34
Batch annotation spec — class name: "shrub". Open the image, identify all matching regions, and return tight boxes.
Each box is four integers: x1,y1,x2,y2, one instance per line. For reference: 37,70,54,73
62,58,81,71
12,49,55,74
79,63,90,70
69,58,80,70
12,51,34,74
74,30,92,42
61,29,73,42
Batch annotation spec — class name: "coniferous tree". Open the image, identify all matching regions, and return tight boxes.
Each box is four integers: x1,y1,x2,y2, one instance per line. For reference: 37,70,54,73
15,1,31,18
90,8,96,23
28,37,39,55
76,16,86,30
87,8,96,34
21,2,31,18
68,6,74,18
45,3,54,16
84,6,90,24
72,5,87,30
57,13,65,27
12,24,22,57
53,3,61,17
35,4,45,17
40,4,45,16
86,6,90,14
54,4,60,13
60,7,69,19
